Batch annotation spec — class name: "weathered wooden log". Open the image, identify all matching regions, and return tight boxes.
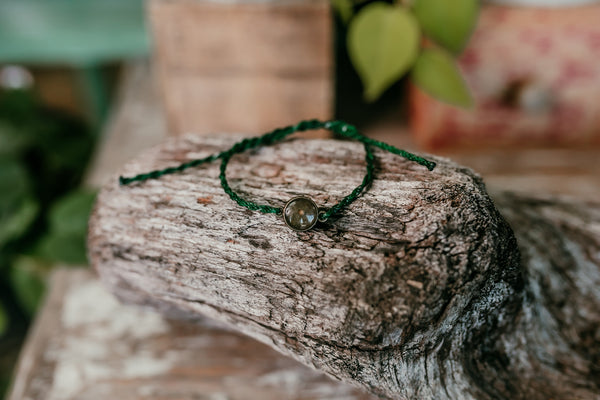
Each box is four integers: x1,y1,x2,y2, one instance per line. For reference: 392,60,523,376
88,135,600,399
489,192,600,399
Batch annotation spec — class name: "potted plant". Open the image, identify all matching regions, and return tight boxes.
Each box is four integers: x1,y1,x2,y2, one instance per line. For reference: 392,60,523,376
334,0,480,107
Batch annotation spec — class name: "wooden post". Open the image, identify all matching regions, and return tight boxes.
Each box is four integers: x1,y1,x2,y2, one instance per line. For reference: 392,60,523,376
148,0,333,136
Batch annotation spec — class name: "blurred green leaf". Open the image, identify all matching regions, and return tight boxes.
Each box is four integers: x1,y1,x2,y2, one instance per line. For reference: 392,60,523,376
0,158,38,247
29,109,93,173
0,197,39,249
0,121,32,156
10,257,48,315
0,301,8,336
0,89,37,123
36,233,88,265
48,189,96,236
412,47,473,108
0,158,29,207
348,2,420,102
332,0,353,24
413,0,479,54
35,189,96,265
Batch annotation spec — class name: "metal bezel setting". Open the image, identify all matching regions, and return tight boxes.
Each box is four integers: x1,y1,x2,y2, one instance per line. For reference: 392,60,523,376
282,196,320,231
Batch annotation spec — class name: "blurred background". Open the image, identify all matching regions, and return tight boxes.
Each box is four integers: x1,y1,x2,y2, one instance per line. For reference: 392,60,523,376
0,0,148,395
0,0,599,398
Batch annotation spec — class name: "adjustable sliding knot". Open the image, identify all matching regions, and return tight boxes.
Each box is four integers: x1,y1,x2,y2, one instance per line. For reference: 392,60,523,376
119,119,436,231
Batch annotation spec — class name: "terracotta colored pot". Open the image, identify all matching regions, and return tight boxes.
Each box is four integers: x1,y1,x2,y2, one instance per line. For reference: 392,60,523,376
410,3,600,149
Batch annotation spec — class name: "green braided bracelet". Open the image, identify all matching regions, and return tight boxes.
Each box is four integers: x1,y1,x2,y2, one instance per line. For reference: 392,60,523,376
119,119,436,231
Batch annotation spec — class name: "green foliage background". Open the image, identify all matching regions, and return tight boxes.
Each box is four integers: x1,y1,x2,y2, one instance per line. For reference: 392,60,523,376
0,88,97,396
0,0,148,394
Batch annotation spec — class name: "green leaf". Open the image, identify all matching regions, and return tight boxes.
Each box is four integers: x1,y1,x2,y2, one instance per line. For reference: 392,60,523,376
0,301,8,336
0,158,30,208
0,121,32,156
10,257,48,315
0,158,38,247
412,48,473,108
347,2,420,102
35,189,96,265
332,0,353,24
36,233,89,265
413,0,479,54
48,189,97,236
0,197,39,248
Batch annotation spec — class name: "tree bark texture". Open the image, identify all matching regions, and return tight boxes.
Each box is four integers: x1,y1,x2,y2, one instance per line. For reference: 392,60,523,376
88,135,600,399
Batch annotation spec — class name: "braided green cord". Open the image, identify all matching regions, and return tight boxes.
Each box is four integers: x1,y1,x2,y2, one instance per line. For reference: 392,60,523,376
119,119,436,221
119,152,223,185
